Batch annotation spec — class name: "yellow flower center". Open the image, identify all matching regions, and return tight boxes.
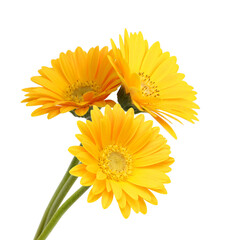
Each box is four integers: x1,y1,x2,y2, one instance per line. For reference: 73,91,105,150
65,80,99,102
139,72,160,97
99,145,133,181
108,152,126,171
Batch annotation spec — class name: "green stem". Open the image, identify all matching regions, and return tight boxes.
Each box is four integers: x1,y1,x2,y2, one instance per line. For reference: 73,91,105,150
33,156,79,240
43,175,77,227
37,186,90,240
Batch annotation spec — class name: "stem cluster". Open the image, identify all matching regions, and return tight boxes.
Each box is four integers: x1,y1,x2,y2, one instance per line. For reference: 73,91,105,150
33,156,88,240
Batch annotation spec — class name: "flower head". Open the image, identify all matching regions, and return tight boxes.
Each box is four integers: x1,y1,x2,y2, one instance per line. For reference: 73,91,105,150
69,104,174,218
108,30,199,139
22,46,120,119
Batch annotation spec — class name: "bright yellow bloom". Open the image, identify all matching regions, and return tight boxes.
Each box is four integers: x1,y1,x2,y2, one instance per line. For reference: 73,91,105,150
69,104,174,218
108,30,199,139
22,46,120,119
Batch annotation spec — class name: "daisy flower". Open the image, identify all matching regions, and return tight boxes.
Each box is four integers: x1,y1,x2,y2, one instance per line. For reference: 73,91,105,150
22,46,120,119
108,30,199,139
69,104,174,218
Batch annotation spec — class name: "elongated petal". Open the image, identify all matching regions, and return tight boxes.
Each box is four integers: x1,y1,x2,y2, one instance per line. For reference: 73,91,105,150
110,180,122,200
128,168,171,189
119,203,131,219
101,190,113,209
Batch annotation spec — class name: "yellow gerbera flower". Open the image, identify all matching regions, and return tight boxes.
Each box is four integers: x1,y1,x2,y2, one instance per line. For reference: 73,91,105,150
69,104,174,218
22,46,120,119
108,30,199,139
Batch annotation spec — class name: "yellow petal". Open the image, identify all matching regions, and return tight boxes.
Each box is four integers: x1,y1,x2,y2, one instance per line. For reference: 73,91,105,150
128,168,170,189
96,169,107,180
119,182,138,200
77,135,100,159
121,182,152,202
68,145,83,156
92,179,106,195
119,203,131,219
117,192,127,208
77,121,95,143
106,180,112,192
105,100,116,107
31,76,64,96
110,180,122,200
140,41,162,75
151,184,168,194
101,190,113,209
126,194,140,213
86,164,99,174
47,109,60,119
139,198,147,214
133,148,171,167
87,188,102,203
69,164,85,177
80,172,96,186
150,111,177,139
75,107,89,116
60,106,76,113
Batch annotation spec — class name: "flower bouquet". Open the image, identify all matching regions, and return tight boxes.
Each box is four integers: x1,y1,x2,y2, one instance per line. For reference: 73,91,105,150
22,30,199,240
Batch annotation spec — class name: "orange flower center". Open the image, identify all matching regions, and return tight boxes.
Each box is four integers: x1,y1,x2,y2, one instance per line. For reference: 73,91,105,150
65,80,99,102
72,86,93,98
99,145,133,181
139,72,160,97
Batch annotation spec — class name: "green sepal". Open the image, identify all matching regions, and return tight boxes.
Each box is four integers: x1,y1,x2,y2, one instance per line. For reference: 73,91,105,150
117,86,142,114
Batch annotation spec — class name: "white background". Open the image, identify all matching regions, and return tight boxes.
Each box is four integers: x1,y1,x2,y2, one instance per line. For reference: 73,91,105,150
0,0,241,239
